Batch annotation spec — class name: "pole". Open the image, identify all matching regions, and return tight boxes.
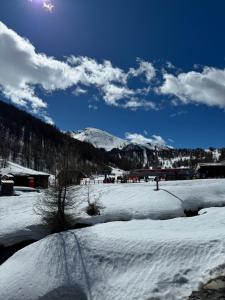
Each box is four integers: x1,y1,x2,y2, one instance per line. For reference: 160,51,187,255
156,176,159,191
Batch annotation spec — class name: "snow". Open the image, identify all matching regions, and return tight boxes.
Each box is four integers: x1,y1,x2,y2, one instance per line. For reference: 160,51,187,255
70,127,170,152
1,207,225,299
110,167,126,177
159,156,191,168
77,179,225,224
70,128,128,151
77,182,185,224
0,192,47,246
0,161,50,176
213,149,221,161
1,179,225,246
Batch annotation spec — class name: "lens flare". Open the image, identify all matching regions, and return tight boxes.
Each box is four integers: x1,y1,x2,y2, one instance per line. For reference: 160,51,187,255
43,0,54,13
28,0,55,13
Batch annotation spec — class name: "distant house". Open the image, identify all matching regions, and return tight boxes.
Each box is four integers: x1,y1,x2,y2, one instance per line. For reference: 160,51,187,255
129,168,194,181
58,169,85,186
0,162,50,189
196,161,225,178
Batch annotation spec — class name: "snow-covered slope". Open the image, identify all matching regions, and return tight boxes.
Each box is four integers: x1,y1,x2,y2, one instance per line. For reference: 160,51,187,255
69,127,171,151
70,128,128,151
1,207,225,300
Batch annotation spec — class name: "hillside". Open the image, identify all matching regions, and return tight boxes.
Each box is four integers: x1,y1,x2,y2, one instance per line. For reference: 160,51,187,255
1,100,225,174
0,100,109,175
71,128,225,170
70,128,128,151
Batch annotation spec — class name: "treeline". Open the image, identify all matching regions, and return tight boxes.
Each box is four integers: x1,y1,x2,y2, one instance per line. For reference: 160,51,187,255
0,100,109,175
0,100,224,175
108,145,225,170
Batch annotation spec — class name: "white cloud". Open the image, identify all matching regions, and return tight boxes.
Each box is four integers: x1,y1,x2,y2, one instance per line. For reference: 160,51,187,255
101,84,135,106
165,61,176,69
129,58,156,82
0,21,160,123
160,67,225,109
125,132,168,148
0,21,76,117
170,110,187,118
88,104,98,110
73,87,88,96
122,98,157,110
43,115,54,125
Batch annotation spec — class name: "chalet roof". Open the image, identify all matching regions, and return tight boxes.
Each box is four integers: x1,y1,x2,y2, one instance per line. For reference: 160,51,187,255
196,162,225,169
0,161,50,177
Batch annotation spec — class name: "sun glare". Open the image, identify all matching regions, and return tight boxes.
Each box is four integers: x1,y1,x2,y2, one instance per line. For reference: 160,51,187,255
28,0,55,13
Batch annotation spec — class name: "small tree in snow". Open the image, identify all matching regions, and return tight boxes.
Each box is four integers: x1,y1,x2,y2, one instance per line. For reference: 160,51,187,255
36,152,81,233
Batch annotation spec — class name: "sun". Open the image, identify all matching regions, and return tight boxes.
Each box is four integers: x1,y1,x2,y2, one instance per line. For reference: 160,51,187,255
28,0,55,13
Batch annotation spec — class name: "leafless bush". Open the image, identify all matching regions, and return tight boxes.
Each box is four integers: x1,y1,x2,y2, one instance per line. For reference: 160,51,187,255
35,164,82,233
85,184,104,216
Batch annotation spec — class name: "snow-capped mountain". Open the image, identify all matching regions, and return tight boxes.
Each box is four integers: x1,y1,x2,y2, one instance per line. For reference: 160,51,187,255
69,128,128,151
69,127,171,151
69,127,224,170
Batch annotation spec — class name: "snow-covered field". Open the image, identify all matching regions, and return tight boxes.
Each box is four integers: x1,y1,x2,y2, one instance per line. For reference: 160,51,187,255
1,179,225,299
1,179,225,246
1,207,225,300
77,179,225,224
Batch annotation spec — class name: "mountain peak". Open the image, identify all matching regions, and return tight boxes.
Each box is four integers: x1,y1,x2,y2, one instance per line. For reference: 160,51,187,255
69,128,128,151
69,127,171,151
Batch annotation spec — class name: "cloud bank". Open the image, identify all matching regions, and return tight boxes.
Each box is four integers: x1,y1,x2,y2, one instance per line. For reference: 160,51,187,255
160,67,225,109
1,21,225,124
0,21,157,123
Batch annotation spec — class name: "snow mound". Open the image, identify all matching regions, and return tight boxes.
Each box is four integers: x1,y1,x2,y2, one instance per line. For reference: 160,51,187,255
1,208,225,300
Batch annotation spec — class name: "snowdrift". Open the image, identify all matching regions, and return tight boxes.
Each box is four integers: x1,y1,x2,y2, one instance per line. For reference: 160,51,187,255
1,207,225,300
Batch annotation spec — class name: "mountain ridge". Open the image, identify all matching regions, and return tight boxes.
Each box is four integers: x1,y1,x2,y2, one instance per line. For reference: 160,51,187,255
69,127,171,151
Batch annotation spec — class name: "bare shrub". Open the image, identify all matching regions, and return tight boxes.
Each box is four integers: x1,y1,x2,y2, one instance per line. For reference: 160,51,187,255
35,151,82,233
85,184,104,216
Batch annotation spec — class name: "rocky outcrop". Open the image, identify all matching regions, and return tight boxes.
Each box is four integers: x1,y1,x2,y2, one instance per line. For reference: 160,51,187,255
189,277,225,299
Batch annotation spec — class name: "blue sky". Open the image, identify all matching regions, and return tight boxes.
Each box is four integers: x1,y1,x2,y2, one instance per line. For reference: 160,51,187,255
1,0,225,148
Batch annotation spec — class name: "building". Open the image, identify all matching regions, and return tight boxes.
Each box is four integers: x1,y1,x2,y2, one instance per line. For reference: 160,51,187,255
196,161,225,178
129,168,194,181
0,161,50,189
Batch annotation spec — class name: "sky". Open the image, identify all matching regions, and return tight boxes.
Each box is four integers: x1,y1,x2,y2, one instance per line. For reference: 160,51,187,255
1,0,225,148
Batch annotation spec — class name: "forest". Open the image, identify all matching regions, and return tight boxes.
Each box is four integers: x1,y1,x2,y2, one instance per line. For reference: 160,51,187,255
0,100,224,174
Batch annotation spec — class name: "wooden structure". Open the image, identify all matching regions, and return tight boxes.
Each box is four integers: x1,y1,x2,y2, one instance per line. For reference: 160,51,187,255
1,179,14,196
129,168,194,181
0,162,50,189
196,162,225,178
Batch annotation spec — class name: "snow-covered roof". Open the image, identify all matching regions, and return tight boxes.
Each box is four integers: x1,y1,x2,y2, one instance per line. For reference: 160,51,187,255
197,162,225,168
0,162,50,177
